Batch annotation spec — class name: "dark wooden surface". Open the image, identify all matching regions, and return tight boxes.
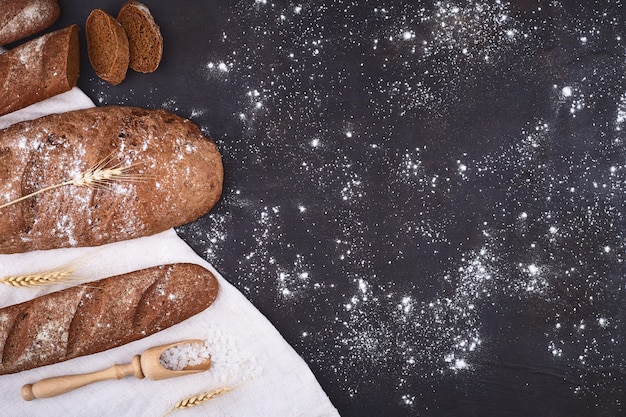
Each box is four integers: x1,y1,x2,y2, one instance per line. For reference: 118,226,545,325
20,1,626,415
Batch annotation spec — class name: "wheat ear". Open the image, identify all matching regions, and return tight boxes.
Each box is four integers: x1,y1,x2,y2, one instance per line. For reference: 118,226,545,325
161,386,238,417
0,269,74,287
0,154,142,210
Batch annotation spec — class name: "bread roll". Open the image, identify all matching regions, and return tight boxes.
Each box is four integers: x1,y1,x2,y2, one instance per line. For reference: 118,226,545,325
0,0,60,46
85,9,129,85
0,25,80,117
0,106,223,254
117,0,163,73
0,263,219,375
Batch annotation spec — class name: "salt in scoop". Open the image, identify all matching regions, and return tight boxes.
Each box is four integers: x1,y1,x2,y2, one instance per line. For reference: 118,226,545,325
21,339,211,400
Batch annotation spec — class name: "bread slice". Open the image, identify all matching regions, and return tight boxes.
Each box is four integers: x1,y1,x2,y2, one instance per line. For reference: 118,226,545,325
85,9,129,85
117,0,163,73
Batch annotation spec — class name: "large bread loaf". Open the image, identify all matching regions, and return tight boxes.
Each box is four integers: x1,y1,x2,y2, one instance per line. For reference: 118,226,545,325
0,0,60,46
0,263,219,375
0,106,223,254
0,25,80,117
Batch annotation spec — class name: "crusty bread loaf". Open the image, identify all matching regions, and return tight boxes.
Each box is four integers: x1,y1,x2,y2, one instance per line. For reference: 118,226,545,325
0,106,223,254
0,263,219,375
117,0,163,73
85,9,129,85
0,0,60,46
0,24,79,117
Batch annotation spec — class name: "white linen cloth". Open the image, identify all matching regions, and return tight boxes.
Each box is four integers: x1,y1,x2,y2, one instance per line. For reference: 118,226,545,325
0,87,339,417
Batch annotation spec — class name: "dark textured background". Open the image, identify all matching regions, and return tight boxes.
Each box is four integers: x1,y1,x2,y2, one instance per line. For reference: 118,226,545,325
15,1,626,415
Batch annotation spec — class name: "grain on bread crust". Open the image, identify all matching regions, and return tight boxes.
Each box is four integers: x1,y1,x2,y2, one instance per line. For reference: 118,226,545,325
0,263,219,375
0,25,80,117
117,0,163,73
0,0,60,46
0,106,224,254
85,9,129,85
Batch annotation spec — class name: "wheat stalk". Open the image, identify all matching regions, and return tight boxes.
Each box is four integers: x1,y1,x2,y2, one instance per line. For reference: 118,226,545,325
0,249,127,289
161,386,238,417
0,269,74,287
0,154,142,210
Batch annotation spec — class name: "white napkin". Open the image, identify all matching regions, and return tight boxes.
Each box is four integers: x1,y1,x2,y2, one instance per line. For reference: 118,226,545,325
0,89,339,417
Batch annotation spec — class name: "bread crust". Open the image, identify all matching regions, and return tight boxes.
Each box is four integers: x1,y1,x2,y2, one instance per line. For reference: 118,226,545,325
0,106,224,254
117,0,163,73
0,263,219,375
85,9,129,85
0,25,80,117
0,0,60,46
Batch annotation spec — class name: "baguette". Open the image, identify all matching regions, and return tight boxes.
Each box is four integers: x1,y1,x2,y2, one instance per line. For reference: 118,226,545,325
0,25,80,117
0,263,219,375
0,106,223,254
0,0,60,46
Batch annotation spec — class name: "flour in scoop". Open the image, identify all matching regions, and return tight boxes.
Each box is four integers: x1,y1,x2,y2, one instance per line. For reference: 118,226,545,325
159,341,211,371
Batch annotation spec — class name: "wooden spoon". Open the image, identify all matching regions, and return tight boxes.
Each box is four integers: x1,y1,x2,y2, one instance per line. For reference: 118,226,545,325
21,339,211,401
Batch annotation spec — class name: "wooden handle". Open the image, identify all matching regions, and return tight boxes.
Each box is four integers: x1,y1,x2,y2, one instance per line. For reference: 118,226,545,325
21,355,143,401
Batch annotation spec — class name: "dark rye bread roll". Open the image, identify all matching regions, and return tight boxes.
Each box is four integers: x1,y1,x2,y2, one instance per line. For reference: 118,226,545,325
0,106,223,254
0,25,80,117
0,263,219,375
0,0,60,46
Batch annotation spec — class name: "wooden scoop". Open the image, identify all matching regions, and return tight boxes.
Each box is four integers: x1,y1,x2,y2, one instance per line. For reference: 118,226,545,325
21,339,211,401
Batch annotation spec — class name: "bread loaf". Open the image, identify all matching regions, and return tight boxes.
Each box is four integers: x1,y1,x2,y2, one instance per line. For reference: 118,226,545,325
0,106,223,254
0,0,60,46
0,263,219,375
117,0,163,73
85,9,129,85
0,25,80,117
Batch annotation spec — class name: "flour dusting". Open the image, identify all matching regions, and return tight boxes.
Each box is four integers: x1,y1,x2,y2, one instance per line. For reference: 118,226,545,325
171,0,626,413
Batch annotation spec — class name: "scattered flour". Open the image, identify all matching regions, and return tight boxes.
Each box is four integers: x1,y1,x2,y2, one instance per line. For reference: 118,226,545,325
171,0,626,412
